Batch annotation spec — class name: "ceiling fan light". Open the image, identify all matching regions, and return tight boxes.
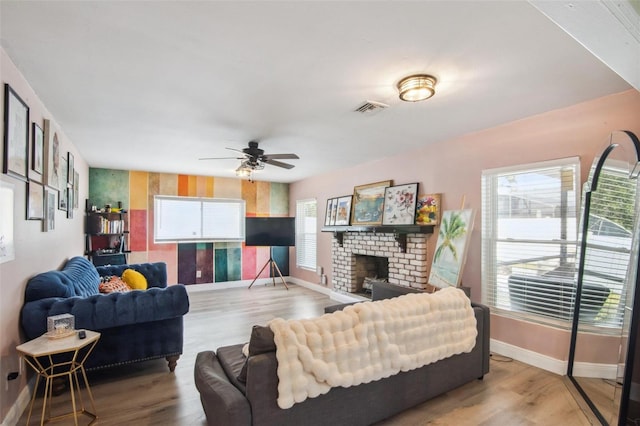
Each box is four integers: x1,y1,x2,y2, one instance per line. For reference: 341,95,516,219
235,165,252,178
397,74,437,102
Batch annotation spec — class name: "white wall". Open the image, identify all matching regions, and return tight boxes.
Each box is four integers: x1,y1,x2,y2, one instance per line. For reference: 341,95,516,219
0,48,88,424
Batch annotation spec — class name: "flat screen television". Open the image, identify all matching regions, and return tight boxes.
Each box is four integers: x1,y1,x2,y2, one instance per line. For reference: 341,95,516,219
245,217,295,247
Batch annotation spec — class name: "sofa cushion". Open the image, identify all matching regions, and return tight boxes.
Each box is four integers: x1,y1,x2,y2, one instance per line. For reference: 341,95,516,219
122,269,148,290
237,325,276,383
96,262,168,289
25,257,100,302
217,344,247,395
99,277,131,293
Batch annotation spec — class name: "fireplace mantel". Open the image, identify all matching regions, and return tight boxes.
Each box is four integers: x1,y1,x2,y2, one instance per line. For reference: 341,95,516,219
321,225,434,253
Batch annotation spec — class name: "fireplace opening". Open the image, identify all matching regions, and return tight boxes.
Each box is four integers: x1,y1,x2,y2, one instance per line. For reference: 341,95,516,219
354,254,389,297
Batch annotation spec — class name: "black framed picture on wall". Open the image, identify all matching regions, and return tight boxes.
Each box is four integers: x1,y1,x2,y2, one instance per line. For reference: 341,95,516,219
3,84,30,181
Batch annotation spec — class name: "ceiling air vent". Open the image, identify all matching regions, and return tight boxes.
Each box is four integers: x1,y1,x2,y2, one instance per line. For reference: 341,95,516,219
354,100,389,115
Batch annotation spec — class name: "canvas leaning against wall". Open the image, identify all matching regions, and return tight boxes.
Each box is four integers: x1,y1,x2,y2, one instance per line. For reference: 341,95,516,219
429,209,475,288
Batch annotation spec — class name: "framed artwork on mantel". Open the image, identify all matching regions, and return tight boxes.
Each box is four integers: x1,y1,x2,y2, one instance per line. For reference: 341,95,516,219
334,195,352,226
382,183,418,225
351,180,392,226
324,198,336,226
416,193,441,225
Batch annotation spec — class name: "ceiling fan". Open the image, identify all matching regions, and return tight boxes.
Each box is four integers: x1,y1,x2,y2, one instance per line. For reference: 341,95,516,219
199,141,299,171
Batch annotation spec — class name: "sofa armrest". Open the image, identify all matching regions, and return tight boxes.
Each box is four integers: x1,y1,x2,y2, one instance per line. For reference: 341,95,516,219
471,302,491,376
21,285,190,340
194,351,252,426
96,262,168,288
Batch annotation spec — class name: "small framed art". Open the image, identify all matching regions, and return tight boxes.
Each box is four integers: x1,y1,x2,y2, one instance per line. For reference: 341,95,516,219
32,122,44,177
382,183,419,225
3,84,29,181
43,120,60,190
43,186,56,232
27,180,44,220
334,195,352,226
67,152,74,185
415,193,441,225
324,198,335,226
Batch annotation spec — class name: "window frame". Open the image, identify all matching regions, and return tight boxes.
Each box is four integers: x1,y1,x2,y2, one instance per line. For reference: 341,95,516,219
481,157,581,327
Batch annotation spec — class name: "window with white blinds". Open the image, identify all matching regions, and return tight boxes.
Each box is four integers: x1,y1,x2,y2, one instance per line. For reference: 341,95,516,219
482,157,580,325
296,199,317,271
154,195,245,243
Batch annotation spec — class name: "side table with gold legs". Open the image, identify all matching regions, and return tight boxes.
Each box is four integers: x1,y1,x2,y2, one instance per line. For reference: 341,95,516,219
16,330,100,425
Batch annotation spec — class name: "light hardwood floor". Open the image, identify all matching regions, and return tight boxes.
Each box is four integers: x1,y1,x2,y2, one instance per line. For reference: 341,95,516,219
16,283,593,425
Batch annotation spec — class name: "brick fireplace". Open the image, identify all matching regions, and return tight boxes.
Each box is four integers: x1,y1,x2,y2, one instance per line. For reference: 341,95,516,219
331,231,429,293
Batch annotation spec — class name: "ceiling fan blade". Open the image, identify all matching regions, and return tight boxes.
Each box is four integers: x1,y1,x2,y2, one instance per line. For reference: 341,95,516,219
226,147,250,157
198,156,244,161
262,153,299,160
263,159,295,169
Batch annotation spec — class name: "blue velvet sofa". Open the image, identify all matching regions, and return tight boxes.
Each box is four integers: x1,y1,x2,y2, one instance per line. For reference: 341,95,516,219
21,256,190,371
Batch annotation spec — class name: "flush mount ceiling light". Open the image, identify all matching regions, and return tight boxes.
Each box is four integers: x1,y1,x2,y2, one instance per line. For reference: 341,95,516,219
397,74,437,102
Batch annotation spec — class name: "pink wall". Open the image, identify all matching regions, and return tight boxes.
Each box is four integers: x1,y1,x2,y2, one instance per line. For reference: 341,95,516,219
0,48,88,423
289,89,640,362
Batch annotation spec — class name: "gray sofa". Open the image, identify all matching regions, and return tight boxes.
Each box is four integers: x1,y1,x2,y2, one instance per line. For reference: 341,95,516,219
194,282,490,426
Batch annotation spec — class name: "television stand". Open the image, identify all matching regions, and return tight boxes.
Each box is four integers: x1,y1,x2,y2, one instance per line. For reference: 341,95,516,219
248,247,289,290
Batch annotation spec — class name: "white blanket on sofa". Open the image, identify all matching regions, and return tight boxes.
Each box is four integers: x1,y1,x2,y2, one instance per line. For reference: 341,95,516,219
269,287,477,409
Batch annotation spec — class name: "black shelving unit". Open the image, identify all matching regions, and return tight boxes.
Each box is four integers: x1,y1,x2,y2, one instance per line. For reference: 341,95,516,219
84,199,130,266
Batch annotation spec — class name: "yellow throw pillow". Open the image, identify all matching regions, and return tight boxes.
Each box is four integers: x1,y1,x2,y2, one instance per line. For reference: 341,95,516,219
122,269,148,290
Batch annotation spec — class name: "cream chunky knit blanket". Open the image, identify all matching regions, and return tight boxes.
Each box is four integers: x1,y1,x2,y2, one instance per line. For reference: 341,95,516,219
269,287,477,409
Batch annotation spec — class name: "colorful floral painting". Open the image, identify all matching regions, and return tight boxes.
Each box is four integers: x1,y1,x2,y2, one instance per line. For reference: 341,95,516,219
382,183,418,225
416,193,441,225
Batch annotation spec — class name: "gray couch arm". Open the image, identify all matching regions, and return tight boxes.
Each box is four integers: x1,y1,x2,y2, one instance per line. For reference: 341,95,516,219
194,351,252,426
472,303,491,376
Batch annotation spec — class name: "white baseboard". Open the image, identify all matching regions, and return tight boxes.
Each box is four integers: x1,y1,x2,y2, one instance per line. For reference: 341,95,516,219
286,277,333,296
185,278,285,292
491,339,618,379
572,361,618,380
491,338,568,375
2,379,32,426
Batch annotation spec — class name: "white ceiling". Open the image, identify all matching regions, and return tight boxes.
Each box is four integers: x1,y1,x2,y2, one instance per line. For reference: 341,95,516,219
0,1,635,183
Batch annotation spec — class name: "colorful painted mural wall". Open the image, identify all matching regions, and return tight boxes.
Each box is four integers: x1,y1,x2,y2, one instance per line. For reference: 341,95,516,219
88,168,289,285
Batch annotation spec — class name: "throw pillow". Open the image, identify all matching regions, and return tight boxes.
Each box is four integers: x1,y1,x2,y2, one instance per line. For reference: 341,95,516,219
122,269,148,290
99,277,131,293
237,325,276,383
